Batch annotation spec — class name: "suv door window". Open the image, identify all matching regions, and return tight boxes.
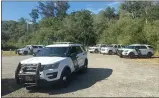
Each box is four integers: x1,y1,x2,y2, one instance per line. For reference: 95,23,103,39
38,46,43,48
69,46,77,54
76,46,83,54
114,45,117,48
81,46,86,51
118,45,121,48
140,46,147,49
135,46,141,49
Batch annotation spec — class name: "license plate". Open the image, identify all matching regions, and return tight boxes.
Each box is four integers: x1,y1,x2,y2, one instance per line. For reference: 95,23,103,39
25,76,33,81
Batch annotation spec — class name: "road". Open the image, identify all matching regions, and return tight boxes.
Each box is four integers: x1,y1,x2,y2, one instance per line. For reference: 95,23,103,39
2,54,159,97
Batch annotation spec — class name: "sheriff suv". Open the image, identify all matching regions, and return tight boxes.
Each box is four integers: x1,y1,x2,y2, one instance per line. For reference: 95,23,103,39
16,45,44,55
119,44,154,58
15,42,88,90
88,44,107,53
101,44,125,55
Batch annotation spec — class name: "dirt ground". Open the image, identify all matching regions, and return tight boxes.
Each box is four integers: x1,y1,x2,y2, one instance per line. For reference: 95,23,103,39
2,53,159,97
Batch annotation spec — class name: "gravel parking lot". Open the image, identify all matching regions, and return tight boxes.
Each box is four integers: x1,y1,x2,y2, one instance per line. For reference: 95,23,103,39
2,53,159,97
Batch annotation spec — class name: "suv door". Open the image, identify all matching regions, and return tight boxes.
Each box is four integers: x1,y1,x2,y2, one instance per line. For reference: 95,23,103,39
139,46,148,55
32,46,38,53
69,46,84,70
75,46,85,67
113,45,117,53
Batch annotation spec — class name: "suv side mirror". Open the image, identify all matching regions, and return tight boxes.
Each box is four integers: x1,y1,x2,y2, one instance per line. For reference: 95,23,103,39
70,53,76,57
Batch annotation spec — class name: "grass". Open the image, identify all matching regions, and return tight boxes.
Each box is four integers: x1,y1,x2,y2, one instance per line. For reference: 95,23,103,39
154,51,159,56
2,51,18,56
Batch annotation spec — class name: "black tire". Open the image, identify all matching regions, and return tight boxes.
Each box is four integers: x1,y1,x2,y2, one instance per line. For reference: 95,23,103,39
60,68,71,88
80,59,88,73
120,55,123,58
94,49,99,53
147,52,152,58
23,51,28,55
18,51,21,55
108,50,113,55
25,86,36,90
129,52,135,58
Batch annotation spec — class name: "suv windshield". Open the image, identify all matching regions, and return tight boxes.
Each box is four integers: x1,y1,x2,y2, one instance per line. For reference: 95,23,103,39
36,47,69,57
107,45,113,47
32,46,38,48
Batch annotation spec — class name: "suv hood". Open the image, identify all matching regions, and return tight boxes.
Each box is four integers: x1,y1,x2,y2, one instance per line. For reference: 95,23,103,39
102,47,112,49
20,57,66,65
89,46,97,48
17,48,25,50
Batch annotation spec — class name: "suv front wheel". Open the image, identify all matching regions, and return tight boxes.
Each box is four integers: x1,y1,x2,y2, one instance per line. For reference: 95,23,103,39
129,52,135,58
60,68,71,88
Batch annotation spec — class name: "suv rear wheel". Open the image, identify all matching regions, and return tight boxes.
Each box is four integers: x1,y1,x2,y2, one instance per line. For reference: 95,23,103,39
94,49,98,53
108,50,113,55
80,59,88,73
147,52,152,58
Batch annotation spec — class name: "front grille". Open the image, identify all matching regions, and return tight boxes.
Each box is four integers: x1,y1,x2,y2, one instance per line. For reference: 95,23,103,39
101,49,105,51
21,64,38,73
118,50,123,54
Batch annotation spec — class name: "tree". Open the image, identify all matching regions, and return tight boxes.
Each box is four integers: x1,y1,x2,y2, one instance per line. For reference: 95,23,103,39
29,9,39,23
55,1,70,19
104,6,116,20
37,1,69,19
62,10,96,46
38,1,56,18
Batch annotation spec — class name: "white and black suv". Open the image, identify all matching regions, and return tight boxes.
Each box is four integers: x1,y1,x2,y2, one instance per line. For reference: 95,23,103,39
119,44,154,58
16,45,44,55
101,44,125,55
88,44,107,53
15,42,88,90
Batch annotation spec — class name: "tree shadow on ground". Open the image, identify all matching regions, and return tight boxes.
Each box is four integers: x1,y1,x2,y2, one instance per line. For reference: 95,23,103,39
2,78,22,96
29,68,113,95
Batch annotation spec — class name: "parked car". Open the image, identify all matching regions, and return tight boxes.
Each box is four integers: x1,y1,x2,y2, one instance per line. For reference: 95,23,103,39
15,42,88,90
101,44,124,55
118,44,154,58
88,44,107,53
16,45,44,55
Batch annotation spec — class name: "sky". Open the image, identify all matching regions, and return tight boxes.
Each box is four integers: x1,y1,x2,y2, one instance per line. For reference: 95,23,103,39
2,1,121,21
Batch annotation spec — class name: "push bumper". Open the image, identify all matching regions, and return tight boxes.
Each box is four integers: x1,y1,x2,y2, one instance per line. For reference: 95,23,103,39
15,63,60,88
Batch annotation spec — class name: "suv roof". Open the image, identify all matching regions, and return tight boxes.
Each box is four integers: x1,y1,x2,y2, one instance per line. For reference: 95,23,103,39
129,44,150,46
46,44,82,47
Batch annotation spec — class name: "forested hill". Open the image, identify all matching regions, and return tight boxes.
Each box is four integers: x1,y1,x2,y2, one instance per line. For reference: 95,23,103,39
2,1,159,51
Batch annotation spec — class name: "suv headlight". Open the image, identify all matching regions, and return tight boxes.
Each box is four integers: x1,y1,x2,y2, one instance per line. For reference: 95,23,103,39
42,62,60,70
